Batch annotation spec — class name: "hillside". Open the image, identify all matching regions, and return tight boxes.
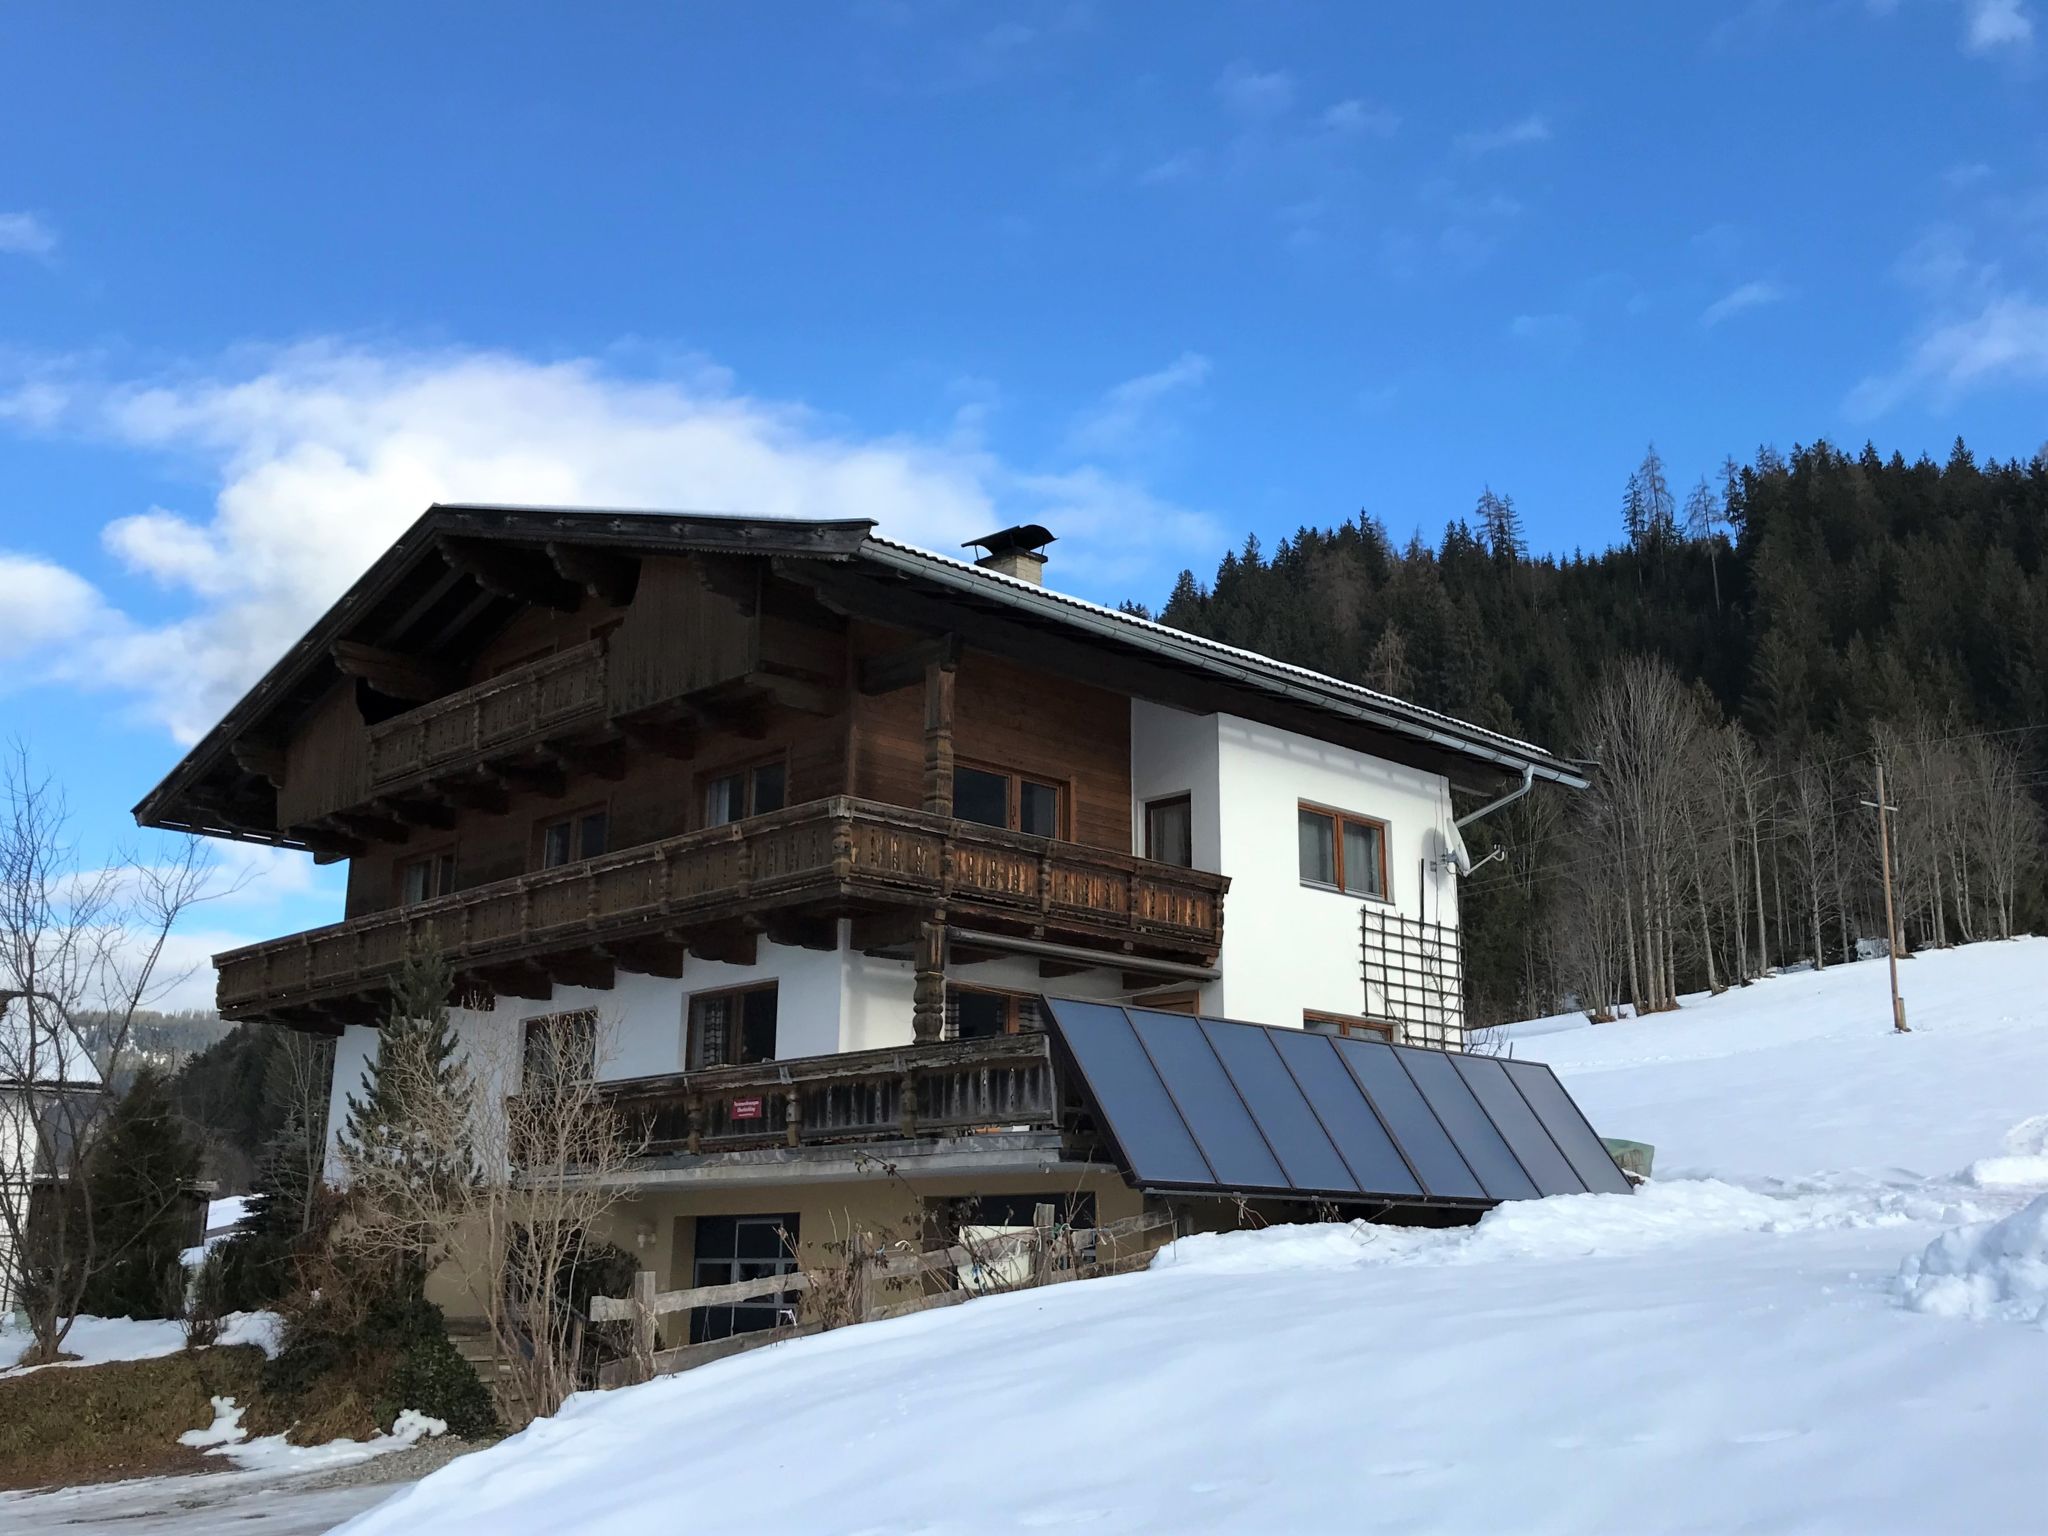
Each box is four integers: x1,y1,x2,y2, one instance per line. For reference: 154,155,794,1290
336,941,2048,1536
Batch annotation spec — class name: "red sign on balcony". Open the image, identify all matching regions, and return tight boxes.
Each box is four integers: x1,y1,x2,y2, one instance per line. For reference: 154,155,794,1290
729,1096,766,1121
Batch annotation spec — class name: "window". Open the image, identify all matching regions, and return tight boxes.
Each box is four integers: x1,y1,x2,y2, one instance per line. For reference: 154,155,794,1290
1297,804,1388,899
522,1008,598,1089
399,850,456,905
689,1214,800,1344
947,986,1041,1040
703,760,788,827
1305,1010,1395,1042
1145,795,1193,867
952,764,1064,838
688,984,778,1069
540,807,608,868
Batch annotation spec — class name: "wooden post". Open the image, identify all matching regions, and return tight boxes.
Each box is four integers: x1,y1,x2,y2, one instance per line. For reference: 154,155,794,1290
922,656,956,816
630,1269,656,1386
912,915,947,1043
1868,760,1910,1034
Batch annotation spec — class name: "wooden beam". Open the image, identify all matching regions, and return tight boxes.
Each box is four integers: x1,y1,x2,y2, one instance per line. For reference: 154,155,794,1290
602,936,687,980
474,961,553,1002
849,908,922,955
686,924,757,967
546,541,639,606
371,796,455,831
922,653,956,816
546,735,628,782
327,810,411,846
752,672,837,716
621,720,697,761
439,774,511,815
858,633,960,695
440,537,582,611
762,914,838,953
331,640,455,703
540,951,616,991
230,741,287,787
494,758,567,800
913,915,947,1043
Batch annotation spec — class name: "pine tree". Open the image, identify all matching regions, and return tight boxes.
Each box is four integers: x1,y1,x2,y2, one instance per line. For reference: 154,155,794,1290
339,930,474,1290
78,1070,203,1320
1474,487,1524,562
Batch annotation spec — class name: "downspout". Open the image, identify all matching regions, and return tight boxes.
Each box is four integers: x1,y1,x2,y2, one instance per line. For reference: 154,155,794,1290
1454,763,1536,831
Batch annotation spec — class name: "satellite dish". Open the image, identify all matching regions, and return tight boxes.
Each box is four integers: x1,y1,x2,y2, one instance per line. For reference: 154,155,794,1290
1433,822,1474,877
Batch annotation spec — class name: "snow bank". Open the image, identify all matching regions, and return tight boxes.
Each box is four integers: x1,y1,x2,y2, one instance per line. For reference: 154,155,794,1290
1896,1194,2048,1327
0,1310,284,1373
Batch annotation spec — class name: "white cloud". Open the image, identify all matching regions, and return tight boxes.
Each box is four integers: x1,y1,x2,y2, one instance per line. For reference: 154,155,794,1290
1216,62,1294,119
1063,352,1212,458
1,341,1222,742
1847,292,2048,415
1322,99,1398,137
0,212,57,259
1700,279,1790,328
1456,114,1551,156
1962,0,2034,52
0,553,105,663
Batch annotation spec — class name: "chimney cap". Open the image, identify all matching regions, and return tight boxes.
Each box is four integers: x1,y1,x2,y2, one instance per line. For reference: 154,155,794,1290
963,524,1056,559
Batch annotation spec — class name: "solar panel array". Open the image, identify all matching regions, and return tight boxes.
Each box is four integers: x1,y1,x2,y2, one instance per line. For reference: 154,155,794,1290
1042,999,1632,1206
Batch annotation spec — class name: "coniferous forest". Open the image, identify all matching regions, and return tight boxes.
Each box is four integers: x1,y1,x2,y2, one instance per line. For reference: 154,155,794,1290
1138,439,2048,1026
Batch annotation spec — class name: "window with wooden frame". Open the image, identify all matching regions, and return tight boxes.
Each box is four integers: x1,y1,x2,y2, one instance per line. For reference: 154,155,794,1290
1297,802,1389,899
1144,794,1193,867
1304,1010,1395,1042
398,848,457,906
701,757,789,828
946,985,1043,1040
952,763,1063,839
538,805,609,869
687,983,779,1069
522,1008,599,1089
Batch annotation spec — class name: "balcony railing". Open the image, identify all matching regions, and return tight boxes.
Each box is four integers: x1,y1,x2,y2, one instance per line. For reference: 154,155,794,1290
365,639,609,790
216,797,1228,1020
594,1031,1059,1157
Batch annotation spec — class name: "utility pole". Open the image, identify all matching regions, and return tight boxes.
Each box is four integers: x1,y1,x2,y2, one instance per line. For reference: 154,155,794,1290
1861,761,1909,1034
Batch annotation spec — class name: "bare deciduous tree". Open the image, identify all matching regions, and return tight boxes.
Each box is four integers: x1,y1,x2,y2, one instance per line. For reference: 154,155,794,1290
0,745,219,1364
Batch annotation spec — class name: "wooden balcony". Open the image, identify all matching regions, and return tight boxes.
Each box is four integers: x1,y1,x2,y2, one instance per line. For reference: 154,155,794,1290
365,640,609,792
217,797,1228,1024
595,1031,1060,1157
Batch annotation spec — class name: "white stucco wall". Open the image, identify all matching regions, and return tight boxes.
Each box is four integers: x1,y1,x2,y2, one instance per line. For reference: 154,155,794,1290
1131,701,1464,1037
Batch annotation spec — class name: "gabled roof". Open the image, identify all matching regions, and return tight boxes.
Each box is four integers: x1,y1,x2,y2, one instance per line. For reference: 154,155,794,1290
135,504,1585,843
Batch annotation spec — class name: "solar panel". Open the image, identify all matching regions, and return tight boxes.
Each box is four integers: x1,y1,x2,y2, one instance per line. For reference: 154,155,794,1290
1452,1054,1581,1197
1267,1030,1421,1198
1127,1008,1289,1191
1200,1020,1362,1194
1038,998,1629,1210
1501,1058,1634,1195
1048,1000,1213,1186
1331,1038,1486,1201
1393,1048,1538,1200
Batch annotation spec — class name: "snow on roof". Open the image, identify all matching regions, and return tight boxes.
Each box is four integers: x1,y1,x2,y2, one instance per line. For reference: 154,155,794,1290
862,534,1581,781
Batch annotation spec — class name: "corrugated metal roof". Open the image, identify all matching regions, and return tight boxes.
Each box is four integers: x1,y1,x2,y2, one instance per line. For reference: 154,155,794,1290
860,535,1584,785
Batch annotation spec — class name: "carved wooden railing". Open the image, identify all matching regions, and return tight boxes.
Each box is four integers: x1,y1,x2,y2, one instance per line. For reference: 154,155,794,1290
364,639,609,789
594,1031,1059,1156
214,798,1229,1017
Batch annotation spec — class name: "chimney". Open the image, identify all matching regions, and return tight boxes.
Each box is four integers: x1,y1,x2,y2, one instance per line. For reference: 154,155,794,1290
964,524,1056,586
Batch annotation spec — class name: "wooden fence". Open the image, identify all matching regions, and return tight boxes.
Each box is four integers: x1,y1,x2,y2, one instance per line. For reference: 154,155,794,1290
588,1209,1176,1389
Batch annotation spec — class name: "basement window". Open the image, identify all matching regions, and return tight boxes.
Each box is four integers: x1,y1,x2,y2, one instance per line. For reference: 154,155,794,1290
688,984,779,1069
1298,803,1388,899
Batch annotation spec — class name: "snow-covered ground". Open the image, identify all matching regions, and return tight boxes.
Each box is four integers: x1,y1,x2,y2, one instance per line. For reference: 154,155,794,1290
331,938,2048,1536
19,939,2048,1534
0,1309,281,1373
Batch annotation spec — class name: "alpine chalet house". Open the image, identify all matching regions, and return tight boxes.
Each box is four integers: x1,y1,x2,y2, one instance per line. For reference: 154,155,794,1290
136,507,1617,1340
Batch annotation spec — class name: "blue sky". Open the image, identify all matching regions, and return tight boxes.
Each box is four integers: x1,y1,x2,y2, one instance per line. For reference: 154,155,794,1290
2,3,2045,998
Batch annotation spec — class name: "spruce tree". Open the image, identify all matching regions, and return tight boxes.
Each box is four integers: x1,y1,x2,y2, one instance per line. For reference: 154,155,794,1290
79,1069,203,1320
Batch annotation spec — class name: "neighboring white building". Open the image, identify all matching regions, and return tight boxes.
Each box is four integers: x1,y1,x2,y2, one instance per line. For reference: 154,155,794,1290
0,1007,104,1312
